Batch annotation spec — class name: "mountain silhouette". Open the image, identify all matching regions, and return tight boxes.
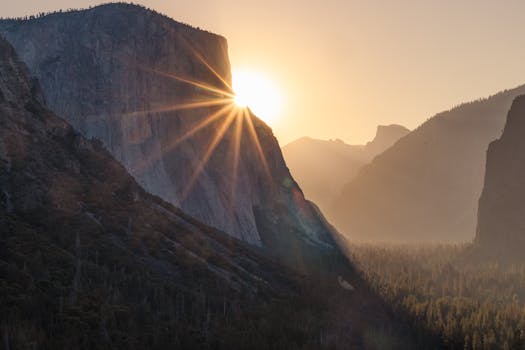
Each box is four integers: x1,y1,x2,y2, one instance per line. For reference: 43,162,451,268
283,125,409,214
331,85,525,242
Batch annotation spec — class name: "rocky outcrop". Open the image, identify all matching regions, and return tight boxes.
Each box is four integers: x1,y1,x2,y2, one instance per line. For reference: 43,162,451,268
331,85,525,242
475,95,525,255
282,124,409,217
0,3,336,256
363,124,410,160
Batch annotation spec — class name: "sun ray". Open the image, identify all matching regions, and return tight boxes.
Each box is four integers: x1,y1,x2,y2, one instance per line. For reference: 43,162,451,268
157,26,233,92
184,39,233,91
105,43,279,207
244,111,273,181
173,104,234,148
133,104,234,175
178,107,238,205
122,98,232,118
229,109,244,210
107,47,233,99
143,66,235,99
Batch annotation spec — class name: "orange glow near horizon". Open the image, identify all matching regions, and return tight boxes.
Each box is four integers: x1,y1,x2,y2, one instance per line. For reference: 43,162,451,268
9,0,525,146
232,69,282,125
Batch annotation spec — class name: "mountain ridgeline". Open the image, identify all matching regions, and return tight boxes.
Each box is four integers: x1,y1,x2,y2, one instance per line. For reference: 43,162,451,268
0,3,336,265
331,85,525,242
475,94,525,257
282,124,409,214
363,124,411,160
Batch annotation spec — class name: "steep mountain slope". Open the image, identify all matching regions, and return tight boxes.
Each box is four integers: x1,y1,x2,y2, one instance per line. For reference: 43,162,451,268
0,32,297,348
282,125,409,214
0,35,424,350
332,85,525,242
475,95,525,257
0,3,335,254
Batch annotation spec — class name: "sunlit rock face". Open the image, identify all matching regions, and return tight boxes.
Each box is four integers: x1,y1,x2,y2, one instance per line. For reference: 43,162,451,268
0,30,288,295
476,95,525,255
0,3,336,258
0,35,303,345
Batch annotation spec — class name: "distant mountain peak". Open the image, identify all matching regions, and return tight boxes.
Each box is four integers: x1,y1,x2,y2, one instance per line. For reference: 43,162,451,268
282,124,409,216
365,124,410,154
374,124,410,137
332,84,525,242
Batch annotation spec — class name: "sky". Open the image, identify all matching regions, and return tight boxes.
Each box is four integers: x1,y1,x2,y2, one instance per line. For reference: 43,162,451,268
3,0,525,145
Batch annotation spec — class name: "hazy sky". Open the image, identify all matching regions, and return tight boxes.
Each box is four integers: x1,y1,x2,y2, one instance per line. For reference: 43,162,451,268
3,0,525,145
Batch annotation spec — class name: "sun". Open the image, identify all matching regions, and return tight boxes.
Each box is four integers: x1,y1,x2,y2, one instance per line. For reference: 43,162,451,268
232,69,282,124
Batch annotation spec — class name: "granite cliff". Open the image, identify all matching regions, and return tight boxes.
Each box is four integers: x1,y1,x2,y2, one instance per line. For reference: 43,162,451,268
364,124,410,160
475,95,525,256
0,33,296,347
0,3,336,259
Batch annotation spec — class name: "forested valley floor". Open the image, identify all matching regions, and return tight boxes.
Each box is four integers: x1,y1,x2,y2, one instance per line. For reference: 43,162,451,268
349,243,525,350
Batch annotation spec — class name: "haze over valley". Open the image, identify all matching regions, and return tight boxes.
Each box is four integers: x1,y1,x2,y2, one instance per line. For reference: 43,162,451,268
2,2,525,349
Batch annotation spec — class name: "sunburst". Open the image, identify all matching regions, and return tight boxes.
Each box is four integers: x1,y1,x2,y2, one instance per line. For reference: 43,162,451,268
117,37,273,209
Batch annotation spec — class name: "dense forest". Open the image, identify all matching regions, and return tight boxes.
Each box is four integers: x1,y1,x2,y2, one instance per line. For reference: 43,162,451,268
349,244,525,350
0,220,421,349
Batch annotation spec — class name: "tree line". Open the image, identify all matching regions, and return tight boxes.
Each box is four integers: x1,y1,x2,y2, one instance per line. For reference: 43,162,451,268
349,243,525,350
